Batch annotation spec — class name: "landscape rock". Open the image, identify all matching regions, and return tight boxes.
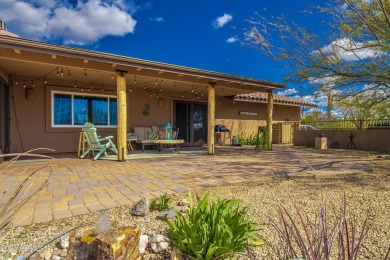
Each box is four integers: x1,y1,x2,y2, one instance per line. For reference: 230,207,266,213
149,234,170,253
156,207,182,220
131,198,150,216
68,225,141,259
59,235,69,249
139,234,149,254
51,255,61,260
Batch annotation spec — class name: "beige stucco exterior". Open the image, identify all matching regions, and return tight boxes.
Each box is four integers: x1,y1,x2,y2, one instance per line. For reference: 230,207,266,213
294,129,390,152
9,84,300,153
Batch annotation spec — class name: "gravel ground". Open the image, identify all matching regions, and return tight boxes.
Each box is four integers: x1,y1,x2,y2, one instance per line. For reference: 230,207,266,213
0,148,389,259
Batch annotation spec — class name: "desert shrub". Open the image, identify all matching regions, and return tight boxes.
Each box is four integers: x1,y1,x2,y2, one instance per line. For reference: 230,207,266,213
237,133,259,145
150,193,170,211
305,141,314,148
166,191,263,260
268,195,369,260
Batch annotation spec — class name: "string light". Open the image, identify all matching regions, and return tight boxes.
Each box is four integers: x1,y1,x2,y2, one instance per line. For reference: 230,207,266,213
57,68,60,77
144,83,146,90
134,76,137,84
61,67,64,78
15,80,18,85
173,82,176,88
84,69,87,77
191,86,194,93
102,88,104,92
44,77,47,84
74,80,77,88
23,81,26,88
32,81,35,88
155,79,158,85
111,74,114,80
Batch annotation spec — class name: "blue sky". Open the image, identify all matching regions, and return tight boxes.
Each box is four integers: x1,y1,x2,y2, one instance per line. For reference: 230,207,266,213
1,0,330,111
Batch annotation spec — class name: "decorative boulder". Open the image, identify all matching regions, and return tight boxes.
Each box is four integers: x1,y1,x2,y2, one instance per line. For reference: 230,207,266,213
131,198,150,216
138,235,148,254
68,226,141,259
149,234,170,253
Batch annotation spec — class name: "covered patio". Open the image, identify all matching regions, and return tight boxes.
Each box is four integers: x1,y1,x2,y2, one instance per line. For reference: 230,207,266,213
0,36,285,159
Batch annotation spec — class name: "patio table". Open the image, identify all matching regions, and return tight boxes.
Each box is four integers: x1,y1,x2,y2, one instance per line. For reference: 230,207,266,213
137,139,184,152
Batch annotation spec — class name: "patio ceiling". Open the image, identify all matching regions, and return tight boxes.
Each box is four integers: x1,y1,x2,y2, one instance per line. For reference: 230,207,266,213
0,36,285,97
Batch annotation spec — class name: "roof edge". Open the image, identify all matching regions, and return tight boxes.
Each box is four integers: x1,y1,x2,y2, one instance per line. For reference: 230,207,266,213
0,36,286,89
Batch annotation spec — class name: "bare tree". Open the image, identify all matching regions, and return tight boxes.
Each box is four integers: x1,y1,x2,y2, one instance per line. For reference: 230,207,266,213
245,0,390,105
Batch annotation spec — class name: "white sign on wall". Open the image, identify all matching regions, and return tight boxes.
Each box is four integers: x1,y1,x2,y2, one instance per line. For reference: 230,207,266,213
239,111,257,116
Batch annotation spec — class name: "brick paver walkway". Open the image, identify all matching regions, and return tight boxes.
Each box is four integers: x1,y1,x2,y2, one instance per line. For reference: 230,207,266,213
0,146,371,226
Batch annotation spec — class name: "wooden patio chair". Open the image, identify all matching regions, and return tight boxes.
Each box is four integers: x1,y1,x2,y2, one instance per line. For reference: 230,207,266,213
80,122,118,160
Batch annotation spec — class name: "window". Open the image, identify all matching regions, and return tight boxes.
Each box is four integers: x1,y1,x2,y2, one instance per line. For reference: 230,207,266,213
52,92,117,127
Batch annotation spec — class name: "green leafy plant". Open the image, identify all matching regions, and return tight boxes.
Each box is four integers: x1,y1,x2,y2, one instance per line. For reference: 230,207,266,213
305,141,314,148
166,191,263,260
150,193,170,211
237,133,259,145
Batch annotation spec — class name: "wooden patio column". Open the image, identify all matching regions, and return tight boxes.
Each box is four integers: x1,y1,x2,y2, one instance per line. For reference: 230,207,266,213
207,83,216,155
266,90,273,150
116,70,127,161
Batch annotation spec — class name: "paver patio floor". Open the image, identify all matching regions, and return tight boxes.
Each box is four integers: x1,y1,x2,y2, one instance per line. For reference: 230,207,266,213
0,146,372,226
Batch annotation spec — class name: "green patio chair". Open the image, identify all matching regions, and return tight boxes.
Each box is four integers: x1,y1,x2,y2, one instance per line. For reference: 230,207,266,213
80,122,118,160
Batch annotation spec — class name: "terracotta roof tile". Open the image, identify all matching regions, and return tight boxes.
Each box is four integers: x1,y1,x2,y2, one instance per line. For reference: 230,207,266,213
234,92,317,107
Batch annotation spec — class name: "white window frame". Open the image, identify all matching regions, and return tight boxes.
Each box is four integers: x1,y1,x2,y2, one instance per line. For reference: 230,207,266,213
51,91,117,128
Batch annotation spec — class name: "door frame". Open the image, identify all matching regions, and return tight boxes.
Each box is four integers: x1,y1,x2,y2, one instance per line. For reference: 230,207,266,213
0,80,10,154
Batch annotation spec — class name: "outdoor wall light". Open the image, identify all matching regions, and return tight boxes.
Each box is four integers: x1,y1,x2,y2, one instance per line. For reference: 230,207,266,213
158,98,165,108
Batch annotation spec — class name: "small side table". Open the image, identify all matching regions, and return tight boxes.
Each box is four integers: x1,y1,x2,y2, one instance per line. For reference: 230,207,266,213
127,133,138,151
78,132,88,157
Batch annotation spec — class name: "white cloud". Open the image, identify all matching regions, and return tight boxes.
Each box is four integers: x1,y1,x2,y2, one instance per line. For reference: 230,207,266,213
213,13,233,28
1,0,137,45
150,17,164,22
226,37,237,43
316,38,385,62
277,88,298,96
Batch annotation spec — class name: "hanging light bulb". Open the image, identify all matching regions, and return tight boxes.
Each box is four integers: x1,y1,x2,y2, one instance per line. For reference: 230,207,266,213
168,94,171,100
44,77,47,84
81,88,84,92
23,81,26,88
15,80,18,85
201,90,204,97
102,88,104,92
129,86,132,93
144,83,146,90
74,80,77,88
32,81,35,88
195,88,198,95
111,74,114,80
155,79,158,85
134,76,137,84
181,93,184,98
84,69,87,77
61,67,64,78
173,82,176,88
191,86,194,93
68,70,71,77
56,68,60,77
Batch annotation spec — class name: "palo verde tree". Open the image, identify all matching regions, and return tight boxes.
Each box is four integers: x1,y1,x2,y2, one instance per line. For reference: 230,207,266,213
245,0,390,105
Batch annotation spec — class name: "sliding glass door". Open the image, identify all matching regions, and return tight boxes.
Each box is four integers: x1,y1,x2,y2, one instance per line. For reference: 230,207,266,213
174,101,207,145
